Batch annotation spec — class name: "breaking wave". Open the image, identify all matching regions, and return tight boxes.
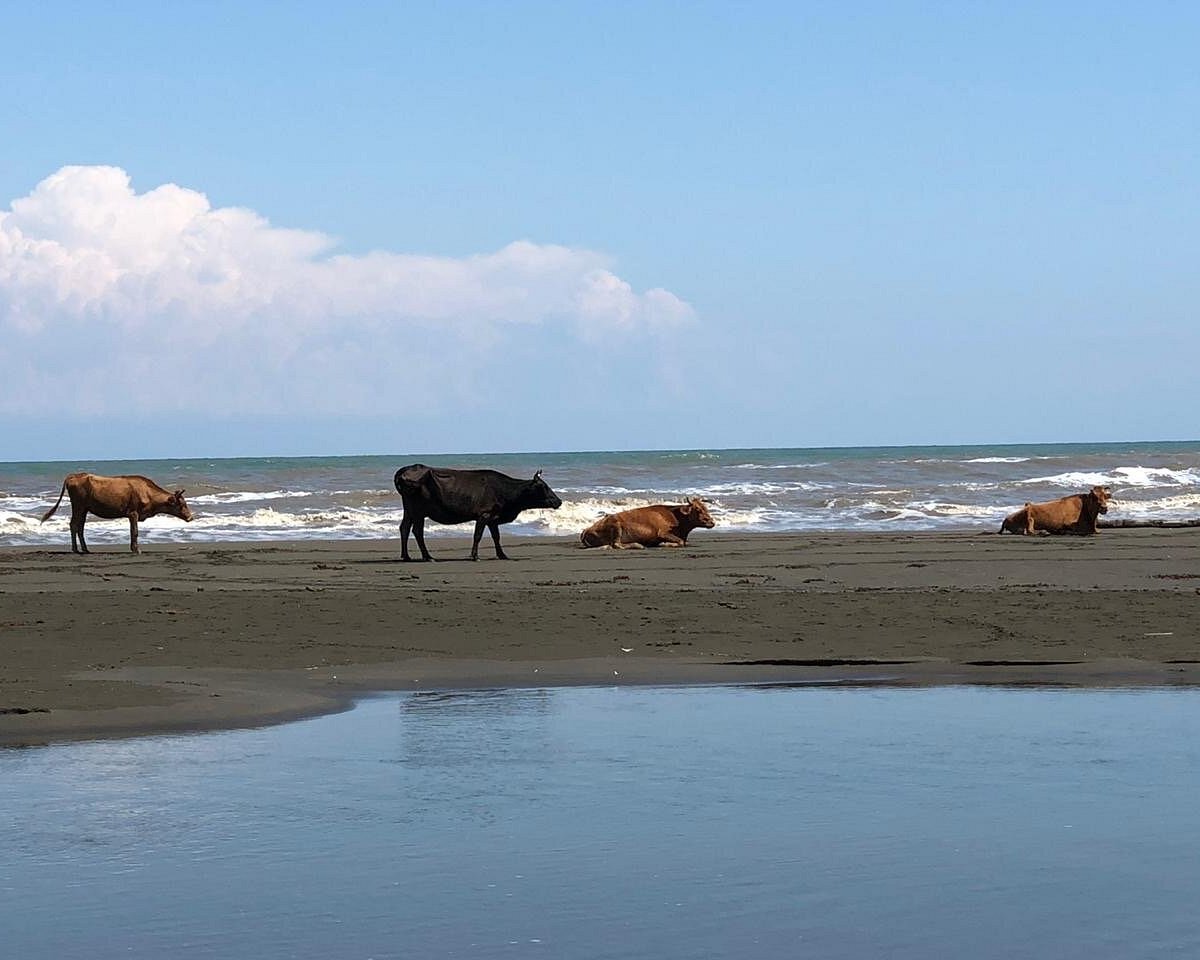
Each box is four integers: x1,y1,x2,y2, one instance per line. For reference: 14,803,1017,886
1021,467,1200,489
3,442,1199,544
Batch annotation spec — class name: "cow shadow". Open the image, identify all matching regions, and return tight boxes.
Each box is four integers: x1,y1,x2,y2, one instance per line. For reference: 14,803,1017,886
348,557,506,565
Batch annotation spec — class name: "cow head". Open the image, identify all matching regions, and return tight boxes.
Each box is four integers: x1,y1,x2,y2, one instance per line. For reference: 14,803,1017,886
1089,485,1111,514
682,497,716,529
169,490,194,522
529,470,562,510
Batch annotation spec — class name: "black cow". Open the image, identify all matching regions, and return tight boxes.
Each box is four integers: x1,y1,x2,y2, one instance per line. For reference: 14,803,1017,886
394,464,563,561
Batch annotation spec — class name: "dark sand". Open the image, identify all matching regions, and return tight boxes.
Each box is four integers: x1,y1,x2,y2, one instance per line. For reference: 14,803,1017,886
2,528,1199,745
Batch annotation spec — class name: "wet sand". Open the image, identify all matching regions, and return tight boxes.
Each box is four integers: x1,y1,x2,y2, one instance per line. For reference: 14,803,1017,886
2,528,1199,745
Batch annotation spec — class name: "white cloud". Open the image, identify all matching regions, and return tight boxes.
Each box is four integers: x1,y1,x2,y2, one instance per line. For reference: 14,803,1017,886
0,166,695,414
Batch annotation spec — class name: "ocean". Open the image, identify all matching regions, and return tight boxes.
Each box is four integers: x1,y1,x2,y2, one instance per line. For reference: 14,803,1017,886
2,440,1198,547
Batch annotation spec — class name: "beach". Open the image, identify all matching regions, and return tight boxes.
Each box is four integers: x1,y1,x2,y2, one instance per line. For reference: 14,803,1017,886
3,527,1199,745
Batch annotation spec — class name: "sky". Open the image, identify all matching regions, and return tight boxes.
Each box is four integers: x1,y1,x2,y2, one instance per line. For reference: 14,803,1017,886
1,1,1197,460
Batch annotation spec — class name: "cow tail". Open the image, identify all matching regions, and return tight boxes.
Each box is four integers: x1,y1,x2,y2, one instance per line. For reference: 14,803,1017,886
40,480,68,523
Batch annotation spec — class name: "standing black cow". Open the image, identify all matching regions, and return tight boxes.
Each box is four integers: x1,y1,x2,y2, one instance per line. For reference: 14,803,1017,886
394,464,563,561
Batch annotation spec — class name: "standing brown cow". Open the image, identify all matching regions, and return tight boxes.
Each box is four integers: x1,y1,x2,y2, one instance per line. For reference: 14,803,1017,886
580,498,715,549
40,473,194,554
999,485,1112,535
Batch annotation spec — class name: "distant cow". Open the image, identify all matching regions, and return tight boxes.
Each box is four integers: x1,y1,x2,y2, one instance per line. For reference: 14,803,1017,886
394,464,562,561
40,473,194,554
999,485,1112,536
580,498,715,549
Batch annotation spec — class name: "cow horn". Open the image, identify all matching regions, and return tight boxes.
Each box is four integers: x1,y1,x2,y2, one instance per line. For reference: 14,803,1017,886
535,469,543,479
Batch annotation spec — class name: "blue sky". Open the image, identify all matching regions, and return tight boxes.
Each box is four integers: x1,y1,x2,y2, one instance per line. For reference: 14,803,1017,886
2,2,1197,459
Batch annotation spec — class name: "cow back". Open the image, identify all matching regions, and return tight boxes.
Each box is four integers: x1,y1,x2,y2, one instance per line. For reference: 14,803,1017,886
66,473,190,521
580,503,704,547
394,465,543,524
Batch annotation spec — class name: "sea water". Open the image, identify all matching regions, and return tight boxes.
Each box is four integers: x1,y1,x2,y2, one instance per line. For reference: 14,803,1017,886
1,440,1199,546
3,684,1200,959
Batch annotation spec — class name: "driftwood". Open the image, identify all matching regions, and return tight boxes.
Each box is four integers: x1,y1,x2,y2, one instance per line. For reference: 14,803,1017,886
1098,518,1200,529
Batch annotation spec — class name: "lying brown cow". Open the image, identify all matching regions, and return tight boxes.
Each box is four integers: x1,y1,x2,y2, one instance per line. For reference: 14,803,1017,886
999,485,1112,536
41,473,194,554
580,498,715,549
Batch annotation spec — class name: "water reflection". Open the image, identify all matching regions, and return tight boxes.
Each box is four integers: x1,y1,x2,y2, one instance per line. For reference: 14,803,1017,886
396,688,556,765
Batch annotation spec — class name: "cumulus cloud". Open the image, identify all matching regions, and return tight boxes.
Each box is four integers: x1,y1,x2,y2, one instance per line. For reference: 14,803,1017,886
0,166,694,415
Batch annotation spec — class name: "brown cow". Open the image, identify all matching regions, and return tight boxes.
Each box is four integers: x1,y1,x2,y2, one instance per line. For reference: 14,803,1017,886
999,485,1112,536
40,473,194,554
580,498,715,549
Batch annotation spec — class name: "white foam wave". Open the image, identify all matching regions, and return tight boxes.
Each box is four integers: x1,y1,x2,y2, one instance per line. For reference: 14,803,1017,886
848,501,967,524
712,506,773,527
697,481,831,496
189,489,314,505
881,508,935,522
1022,466,1200,489
1018,471,1111,487
1,510,41,529
0,496,54,515
1112,493,1200,516
556,485,640,496
1113,466,1200,487
195,506,399,529
964,457,1030,464
904,501,1006,519
530,498,654,534
725,462,829,470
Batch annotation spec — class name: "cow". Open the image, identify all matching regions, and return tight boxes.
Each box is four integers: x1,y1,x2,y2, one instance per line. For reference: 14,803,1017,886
580,498,715,549
40,473,194,554
999,485,1112,536
394,464,562,561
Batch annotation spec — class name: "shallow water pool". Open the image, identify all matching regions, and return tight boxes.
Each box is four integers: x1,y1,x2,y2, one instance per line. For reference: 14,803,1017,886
3,684,1200,959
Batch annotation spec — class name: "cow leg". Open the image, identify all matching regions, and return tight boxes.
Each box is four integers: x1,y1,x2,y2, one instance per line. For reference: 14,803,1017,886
128,514,141,554
70,510,84,554
659,534,686,547
608,520,638,549
412,517,433,561
487,521,508,560
399,513,414,561
470,520,487,560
